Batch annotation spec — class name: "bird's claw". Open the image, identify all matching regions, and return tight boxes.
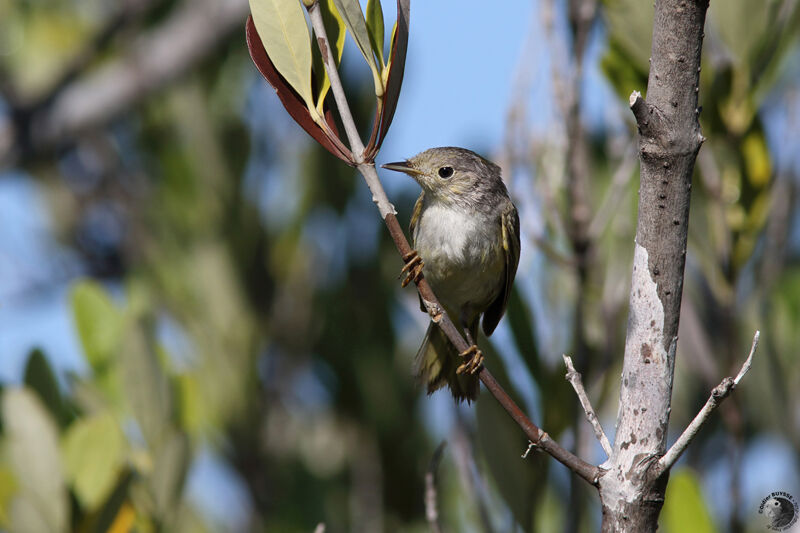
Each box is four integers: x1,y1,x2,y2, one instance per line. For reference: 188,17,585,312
456,345,484,375
400,250,424,288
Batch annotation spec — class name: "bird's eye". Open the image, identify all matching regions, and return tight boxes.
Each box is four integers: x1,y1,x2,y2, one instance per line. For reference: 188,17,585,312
438,166,454,179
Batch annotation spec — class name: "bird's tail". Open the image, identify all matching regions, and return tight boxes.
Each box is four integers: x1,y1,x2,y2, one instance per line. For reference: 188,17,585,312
414,321,480,402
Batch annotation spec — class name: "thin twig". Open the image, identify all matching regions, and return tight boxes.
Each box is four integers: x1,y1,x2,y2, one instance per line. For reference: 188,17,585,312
425,442,447,533
563,355,614,458
306,1,602,486
656,331,760,474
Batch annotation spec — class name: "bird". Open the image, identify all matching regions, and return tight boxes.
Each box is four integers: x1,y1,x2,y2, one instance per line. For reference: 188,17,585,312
382,147,520,402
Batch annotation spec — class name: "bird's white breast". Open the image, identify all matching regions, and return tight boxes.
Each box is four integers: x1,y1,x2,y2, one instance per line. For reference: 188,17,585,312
414,202,504,315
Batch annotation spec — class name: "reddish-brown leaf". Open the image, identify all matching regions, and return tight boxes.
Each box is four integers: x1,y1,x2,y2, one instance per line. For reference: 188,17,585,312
246,16,353,165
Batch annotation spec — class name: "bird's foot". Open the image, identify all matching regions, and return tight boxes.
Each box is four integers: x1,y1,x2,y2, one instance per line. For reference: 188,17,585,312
399,250,424,288
456,345,484,375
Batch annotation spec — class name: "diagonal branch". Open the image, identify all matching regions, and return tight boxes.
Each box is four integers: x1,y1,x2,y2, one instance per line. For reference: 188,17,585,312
655,330,760,474
305,0,602,486
563,355,613,459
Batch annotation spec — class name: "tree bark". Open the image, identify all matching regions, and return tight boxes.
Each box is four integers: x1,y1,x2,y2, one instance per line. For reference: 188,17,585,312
598,0,708,530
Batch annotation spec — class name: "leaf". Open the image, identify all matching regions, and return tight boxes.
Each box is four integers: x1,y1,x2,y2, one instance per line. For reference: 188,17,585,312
2,388,69,533
0,466,17,528
742,131,772,187
506,288,543,379
332,0,383,93
62,412,125,511
366,0,385,67
366,0,409,158
312,0,346,114
120,325,171,449
71,280,122,372
150,429,190,518
89,469,135,533
248,0,315,110
660,469,715,533
23,348,68,427
246,16,354,165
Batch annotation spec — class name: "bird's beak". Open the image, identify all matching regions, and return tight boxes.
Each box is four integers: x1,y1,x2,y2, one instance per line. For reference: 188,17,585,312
381,161,422,176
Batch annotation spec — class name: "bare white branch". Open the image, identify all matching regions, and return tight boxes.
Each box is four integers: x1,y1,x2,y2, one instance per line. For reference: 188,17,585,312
734,330,760,385
657,330,760,473
563,354,614,459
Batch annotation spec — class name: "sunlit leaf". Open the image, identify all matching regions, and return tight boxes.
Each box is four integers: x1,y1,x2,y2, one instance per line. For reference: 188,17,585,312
332,0,383,94
107,501,136,533
742,131,772,187
312,0,346,114
90,470,135,533
62,412,125,510
660,469,715,533
2,388,69,533
71,280,122,372
366,0,385,68
249,0,315,109
177,374,205,434
0,466,17,528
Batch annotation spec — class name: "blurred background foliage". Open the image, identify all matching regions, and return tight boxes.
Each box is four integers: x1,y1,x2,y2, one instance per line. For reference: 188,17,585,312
0,0,799,532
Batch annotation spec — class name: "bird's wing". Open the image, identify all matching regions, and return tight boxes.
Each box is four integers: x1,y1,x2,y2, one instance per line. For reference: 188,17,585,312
410,191,426,313
409,191,424,244
482,202,521,336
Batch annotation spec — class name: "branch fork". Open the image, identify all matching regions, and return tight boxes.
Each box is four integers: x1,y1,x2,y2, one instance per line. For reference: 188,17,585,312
655,330,760,474
563,355,613,459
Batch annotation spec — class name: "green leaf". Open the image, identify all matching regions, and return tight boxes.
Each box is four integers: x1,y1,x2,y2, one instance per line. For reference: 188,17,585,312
331,0,383,95
366,0,385,68
150,429,190,518
2,388,69,533
660,469,716,533
120,325,171,449
90,470,135,533
62,412,125,511
312,0,346,114
70,280,122,372
249,0,315,110
23,348,68,427
0,465,17,528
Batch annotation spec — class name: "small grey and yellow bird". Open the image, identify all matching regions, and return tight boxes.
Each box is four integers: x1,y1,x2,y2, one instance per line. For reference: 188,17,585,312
383,147,520,402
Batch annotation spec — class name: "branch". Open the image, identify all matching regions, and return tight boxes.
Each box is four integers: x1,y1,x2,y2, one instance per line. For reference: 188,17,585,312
306,1,602,486
424,442,446,533
599,0,710,529
656,331,760,474
563,355,613,459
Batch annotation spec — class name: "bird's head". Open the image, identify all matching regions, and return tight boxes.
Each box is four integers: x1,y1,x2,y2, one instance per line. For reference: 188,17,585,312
382,147,502,204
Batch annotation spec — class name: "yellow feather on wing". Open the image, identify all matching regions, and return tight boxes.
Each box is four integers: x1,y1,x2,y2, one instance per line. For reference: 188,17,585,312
482,202,521,336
